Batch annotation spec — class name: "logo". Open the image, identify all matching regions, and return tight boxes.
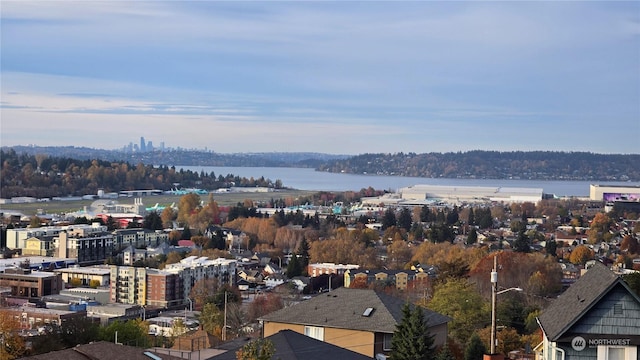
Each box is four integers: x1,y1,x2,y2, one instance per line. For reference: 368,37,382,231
572,336,586,351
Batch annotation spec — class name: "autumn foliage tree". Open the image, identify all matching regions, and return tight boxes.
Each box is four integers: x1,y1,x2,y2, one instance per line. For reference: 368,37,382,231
0,310,26,359
247,293,284,322
569,245,595,265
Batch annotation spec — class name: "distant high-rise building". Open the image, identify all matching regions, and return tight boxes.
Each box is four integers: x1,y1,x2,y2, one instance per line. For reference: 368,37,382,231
147,141,153,152
140,137,146,152
160,142,165,151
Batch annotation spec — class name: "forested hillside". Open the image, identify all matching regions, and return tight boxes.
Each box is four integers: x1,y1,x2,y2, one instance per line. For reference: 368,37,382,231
316,151,640,181
0,149,284,198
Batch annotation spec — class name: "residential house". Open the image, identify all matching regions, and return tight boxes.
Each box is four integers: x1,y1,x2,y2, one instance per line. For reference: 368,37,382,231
259,287,450,358
537,261,640,360
208,329,372,360
18,340,183,360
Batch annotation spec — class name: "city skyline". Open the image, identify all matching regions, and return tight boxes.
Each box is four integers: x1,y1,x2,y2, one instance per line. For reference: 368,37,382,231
1,2,639,155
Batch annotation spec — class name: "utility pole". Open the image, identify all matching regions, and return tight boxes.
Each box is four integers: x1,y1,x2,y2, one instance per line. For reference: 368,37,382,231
490,255,498,355
222,291,228,341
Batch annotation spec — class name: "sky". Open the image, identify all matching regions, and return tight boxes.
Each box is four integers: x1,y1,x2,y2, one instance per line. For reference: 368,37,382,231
1,1,639,155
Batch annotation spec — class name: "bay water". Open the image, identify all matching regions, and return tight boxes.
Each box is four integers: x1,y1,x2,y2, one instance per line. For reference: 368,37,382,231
177,166,638,197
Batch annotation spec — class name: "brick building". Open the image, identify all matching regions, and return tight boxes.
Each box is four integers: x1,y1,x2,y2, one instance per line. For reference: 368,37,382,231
0,268,63,298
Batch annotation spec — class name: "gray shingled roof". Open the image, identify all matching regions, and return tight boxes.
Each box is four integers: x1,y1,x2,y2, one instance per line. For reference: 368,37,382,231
19,341,183,360
259,287,450,334
207,330,372,360
537,262,640,341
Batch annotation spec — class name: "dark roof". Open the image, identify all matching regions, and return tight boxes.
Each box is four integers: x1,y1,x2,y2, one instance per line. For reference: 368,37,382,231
259,287,450,333
19,341,183,360
207,330,372,360
538,261,640,341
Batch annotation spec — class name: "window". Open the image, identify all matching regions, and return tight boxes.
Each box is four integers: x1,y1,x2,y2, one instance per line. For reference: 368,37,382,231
304,326,324,341
383,333,393,351
597,346,637,360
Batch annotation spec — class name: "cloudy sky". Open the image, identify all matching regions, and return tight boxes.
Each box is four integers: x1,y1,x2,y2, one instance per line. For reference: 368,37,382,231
1,1,638,155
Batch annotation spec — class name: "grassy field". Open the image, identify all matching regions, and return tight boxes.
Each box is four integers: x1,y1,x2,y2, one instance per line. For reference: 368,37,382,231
0,189,320,216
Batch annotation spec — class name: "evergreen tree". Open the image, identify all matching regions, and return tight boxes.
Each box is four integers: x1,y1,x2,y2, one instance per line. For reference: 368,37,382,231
466,228,478,245
545,239,558,257
398,207,413,231
467,208,475,226
446,206,459,225
298,238,310,271
389,303,435,360
182,225,192,241
513,229,531,253
286,253,302,278
382,208,397,229
464,333,487,360
435,344,455,360
143,211,163,230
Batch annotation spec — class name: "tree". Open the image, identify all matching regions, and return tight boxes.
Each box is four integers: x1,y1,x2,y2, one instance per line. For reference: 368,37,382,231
435,344,456,360
247,293,284,322
200,302,224,336
428,278,488,345
60,316,100,348
389,303,435,360
620,235,639,254
190,278,219,310
298,238,310,271
182,225,192,241
382,208,397,229
143,211,163,230
466,228,478,245
622,272,640,297
89,279,101,288
513,229,530,253
464,333,486,360
398,207,413,231
29,216,42,228
161,207,176,229
177,193,201,225
286,253,303,278
569,245,594,265
545,239,558,257
99,319,149,347
0,310,26,359
235,338,275,360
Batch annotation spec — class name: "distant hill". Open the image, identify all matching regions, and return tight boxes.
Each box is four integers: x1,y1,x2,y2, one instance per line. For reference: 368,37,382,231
3,146,639,181
2,146,350,168
315,151,640,181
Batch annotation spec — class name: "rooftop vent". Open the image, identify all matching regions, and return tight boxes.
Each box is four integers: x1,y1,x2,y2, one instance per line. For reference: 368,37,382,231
362,307,375,317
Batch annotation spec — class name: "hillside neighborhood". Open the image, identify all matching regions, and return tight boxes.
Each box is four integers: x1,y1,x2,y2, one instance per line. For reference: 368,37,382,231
1,182,639,360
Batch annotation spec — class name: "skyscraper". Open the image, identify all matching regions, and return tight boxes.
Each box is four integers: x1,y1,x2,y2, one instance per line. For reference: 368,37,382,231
140,136,146,152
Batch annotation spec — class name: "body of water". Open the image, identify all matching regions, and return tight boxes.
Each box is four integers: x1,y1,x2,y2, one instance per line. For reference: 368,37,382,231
178,166,639,197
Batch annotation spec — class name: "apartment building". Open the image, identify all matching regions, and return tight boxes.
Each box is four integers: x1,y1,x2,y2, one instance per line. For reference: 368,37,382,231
109,266,147,305
164,256,237,302
307,263,360,277
112,228,168,250
55,229,113,265
146,269,183,308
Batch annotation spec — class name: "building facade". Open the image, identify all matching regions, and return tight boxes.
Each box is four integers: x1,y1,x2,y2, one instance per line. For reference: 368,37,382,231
146,269,183,308
537,262,640,360
164,256,236,302
109,266,147,305
0,268,63,298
